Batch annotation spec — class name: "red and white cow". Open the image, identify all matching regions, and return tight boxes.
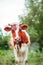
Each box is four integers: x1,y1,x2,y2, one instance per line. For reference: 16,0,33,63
4,24,30,65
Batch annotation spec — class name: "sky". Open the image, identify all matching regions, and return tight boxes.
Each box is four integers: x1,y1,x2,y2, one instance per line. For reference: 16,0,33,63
0,0,25,30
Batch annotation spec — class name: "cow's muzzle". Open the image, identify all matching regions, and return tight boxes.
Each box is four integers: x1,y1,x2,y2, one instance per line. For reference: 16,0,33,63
15,38,21,44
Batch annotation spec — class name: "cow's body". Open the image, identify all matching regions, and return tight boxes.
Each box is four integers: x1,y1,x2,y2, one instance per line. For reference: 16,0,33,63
4,24,30,65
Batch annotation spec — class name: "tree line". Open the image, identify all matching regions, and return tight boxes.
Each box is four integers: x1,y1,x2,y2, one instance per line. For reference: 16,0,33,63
19,0,43,51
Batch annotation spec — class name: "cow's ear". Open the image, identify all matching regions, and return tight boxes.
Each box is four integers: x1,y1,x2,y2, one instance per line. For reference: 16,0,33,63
21,25,28,30
4,27,11,32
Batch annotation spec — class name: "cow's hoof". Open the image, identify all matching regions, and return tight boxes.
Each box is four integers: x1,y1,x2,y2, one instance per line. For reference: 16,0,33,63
25,60,28,64
15,61,19,64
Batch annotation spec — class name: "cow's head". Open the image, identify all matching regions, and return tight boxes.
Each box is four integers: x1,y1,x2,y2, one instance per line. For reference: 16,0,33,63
4,24,28,47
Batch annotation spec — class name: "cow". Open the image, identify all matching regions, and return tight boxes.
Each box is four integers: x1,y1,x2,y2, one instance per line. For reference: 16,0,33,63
4,23,30,65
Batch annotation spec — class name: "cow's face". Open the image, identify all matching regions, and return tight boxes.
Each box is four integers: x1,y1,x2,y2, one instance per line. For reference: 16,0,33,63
4,24,28,46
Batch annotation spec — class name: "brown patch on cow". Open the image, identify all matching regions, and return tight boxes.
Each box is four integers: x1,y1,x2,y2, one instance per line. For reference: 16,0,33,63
18,31,28,44
12,31,16,38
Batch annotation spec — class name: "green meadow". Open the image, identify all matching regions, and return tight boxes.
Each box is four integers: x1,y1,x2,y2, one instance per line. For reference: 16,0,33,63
0,49,43,65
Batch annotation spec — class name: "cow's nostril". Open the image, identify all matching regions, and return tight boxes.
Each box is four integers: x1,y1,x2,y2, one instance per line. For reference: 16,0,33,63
18,38,21,42
15,38,21,42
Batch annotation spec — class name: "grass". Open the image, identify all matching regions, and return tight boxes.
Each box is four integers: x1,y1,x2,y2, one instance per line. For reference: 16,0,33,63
0,50,15,65
0,49,43,65
28,51,43,65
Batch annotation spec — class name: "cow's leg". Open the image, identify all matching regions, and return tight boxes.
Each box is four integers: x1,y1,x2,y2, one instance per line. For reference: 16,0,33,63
15,61,19,65
25,60,28,65
14,47,19,65
24,46,28,65
19,44,28,65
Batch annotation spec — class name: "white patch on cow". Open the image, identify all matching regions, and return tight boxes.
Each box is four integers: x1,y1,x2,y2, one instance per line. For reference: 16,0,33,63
15,24,20,40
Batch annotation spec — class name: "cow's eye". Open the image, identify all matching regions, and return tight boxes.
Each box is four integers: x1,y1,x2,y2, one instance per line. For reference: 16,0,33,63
12,28,15,32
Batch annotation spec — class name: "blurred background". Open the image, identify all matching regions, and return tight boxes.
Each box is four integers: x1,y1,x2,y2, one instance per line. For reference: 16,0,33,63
0,0,43,65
